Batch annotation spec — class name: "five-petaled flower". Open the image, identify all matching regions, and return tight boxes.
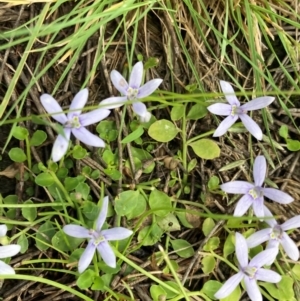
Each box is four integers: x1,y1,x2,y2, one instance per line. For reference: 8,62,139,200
247,206,300,261
41,89,110,162
100,61,162,122
63,196,133,273
221,155,294,217
207,80,274,140
0,224,21,274
215,232,281,301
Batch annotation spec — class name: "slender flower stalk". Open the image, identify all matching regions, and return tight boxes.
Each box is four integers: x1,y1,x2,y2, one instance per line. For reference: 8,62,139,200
221,155,294,217
207,80,274,139
100,62,162,122
247,206,300,261
0,224,21,274
63,196,133,273
215,232,281,301
41,89,110,162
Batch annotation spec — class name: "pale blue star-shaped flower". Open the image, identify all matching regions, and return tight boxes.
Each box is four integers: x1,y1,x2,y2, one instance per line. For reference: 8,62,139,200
100,61,162,122
215,232,281,301
0,224,21,274
221,155,294,217
207,80,274,140
63,196,133,273
247,206,300,261
41,89,110,162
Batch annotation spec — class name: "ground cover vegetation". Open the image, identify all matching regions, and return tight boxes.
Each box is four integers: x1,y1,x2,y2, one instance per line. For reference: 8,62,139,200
0,0,300,300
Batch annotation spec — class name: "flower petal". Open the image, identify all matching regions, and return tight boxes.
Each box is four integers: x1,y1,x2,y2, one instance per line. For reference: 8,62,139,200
97,240,116,268
235,232,249,267
244,277,262,301
129,61,143,88
219,80,240,106
253,156,266,187
63,225,91,238
247,228,271,248
250,248,278,268
252,197,265,218
68,89,89,118
80,109,111,127
0,245,21,259
262,188,294,204
265,242,279,265
255,268,281,283
132,102,147,117
138,79,163,98
96,196,109,232
51,128,71,162
0,260,16,274
239,114,263,140
139,111,152,123
0,225,7,237
221,181,254,194
102,227,133,241
110,70,129,95
40,94,68,124
263,206,277,227
281,215,300,231
281,232,299,261
214,272,243,299
100,96,127,109
72,127,105,147
241,96,275,111
234,194,253,216
213,115,239,137
78,240,96,273
207,103,231,116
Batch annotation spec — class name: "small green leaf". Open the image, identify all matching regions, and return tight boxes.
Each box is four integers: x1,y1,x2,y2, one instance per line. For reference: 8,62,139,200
36,221,56,251
189,139,220,159
30,130,47,146
187,104,208,120
150,285,166,301
187,158,197,172
279,125,288,139
75,182,90,200
171,105,184,121
157,213,181,232
122,126,144,143
52,230,83,252
77,269,95,290
82,201,100,220
125,194,147,219
203,237,220,251
286,139,300,151
64,177,79,191
9,147,27,162
148,119,179,142
17,233,29,254
115,190,140,216
35,173,55,187
149,189,172,217
207,176,219,191
202,218,215,237
12,126,28,140
201,280,222,300
73,145,87,159
223,233,235,258
202,255,216,274
144,57,159,69
21,200,37,222
138,224,163,246
96,120,118,142
170,239,194,258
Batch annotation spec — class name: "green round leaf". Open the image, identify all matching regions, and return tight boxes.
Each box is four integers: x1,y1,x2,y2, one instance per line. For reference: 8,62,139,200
189,139,220,159
17,233,29,254
201,280,222,299
202,255,216,274
77,269,95,290
287,139,300,151
171,105,184,121
150,285,166,301
187,103,208,120
30,130,47,146
137,224,163,246
148,119,178,142
73,145,87,159
149,189,172,217
9,147,27,162
12,126,28,140
35,173,55,187
202,218,215,237
22,200,37,222
170,239,195,258
36,221,56,251
115,190,140,216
